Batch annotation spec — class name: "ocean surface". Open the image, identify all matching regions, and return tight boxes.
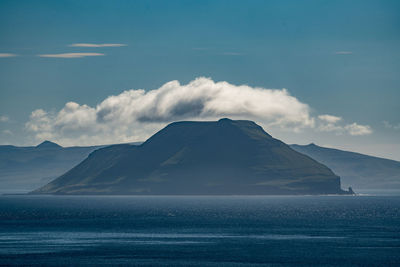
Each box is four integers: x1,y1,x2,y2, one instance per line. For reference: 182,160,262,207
1,195,399,266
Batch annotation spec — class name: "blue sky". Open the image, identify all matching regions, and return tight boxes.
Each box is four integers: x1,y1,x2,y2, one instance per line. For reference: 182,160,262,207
0,0,399,160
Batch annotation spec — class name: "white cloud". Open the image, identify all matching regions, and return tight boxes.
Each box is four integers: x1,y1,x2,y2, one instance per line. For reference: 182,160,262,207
0,53,17,58
25,109,53,138
25,77,316,145
318,114,342,123
25,77,372,146
383,121,400,130
38,53,105,58
0,115,9,122
344,123,372,136
335,51,353,55
317,114,343,133
317,114,372,136
69,43,127,47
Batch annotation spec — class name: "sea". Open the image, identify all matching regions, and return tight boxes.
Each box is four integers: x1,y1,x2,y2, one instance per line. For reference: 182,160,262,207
1,194,399,266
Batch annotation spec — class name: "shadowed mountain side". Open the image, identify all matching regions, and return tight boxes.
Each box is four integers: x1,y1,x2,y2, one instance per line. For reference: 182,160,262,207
34,119,350,195
291,143,400,190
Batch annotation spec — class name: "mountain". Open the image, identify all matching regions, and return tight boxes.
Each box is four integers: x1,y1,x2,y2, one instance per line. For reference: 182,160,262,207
0,141,101,193
34,119,351,195
36,140,62,149
290,143,400,190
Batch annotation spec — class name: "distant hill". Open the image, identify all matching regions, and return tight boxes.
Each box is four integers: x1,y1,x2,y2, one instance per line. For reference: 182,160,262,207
290,143,400,190
0,141,101,193
33,119,351,195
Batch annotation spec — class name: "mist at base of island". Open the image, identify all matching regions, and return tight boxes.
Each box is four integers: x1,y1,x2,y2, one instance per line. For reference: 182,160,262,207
1,195,399,266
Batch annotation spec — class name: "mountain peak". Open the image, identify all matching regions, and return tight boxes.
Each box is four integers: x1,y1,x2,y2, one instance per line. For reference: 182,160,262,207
144,119,272,147
218,118,233,122
36,140,62,149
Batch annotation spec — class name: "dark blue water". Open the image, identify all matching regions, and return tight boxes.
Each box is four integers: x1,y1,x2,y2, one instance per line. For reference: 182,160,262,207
1,195,399,266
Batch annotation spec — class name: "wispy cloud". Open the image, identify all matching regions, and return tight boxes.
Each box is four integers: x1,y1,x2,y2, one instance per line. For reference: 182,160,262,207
0,115,9,122
0,53,17,58
318,114,342,123
383,121,400,130
344,123,372,136
335,51,353,55
38,53,105,58
222,52,243,56
69,43,127,48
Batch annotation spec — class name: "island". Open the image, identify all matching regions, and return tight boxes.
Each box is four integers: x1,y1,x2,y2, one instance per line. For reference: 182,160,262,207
32,118,353,195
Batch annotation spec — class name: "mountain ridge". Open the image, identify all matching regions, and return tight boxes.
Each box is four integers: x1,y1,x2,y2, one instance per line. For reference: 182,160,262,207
0,142,102,193
290,143,400,189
